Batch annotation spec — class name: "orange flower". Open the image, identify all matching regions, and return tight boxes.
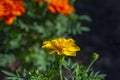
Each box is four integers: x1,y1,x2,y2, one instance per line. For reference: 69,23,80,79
37,0,74,15
0,0,25,25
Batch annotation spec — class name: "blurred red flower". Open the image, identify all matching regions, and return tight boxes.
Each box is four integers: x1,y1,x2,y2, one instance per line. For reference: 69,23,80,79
0,0,25,25
36,0,74,15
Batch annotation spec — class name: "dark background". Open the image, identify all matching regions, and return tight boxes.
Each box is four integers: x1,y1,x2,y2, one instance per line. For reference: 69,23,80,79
74,0,120,80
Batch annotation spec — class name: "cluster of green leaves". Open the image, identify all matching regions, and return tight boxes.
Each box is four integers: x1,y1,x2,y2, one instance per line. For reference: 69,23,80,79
0,0,105,80
2,53,106,80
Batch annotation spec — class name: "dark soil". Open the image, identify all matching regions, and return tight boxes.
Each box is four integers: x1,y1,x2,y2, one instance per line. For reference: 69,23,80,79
74,0,120,80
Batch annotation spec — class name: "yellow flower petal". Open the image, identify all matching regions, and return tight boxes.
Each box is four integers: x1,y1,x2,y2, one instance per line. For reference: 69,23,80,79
42,38,80,56
42,41,54,49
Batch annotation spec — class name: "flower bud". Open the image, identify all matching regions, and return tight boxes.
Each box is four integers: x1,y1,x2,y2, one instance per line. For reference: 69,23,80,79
92,53,99,61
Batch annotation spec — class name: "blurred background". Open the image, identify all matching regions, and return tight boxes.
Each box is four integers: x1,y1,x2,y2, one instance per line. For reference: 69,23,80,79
74,0,120,80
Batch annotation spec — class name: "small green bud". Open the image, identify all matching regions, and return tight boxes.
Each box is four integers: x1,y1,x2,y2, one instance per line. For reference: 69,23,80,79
86,53,99,72
35,70,39,75
92,53,99,61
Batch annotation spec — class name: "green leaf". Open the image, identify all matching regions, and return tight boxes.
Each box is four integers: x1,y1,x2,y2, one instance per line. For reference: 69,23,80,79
80,15,92,22
64,77,69,80
6,77,24,80
2,70,16,77
81,26,90,32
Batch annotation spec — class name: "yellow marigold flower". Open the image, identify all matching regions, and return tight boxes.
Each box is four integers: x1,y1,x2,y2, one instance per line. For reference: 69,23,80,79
42,38,80,56
0,0,25,25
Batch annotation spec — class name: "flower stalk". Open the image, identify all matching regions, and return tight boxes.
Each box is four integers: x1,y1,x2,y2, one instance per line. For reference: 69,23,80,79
59,65,63,80
86,53,99,72
55,55,65,80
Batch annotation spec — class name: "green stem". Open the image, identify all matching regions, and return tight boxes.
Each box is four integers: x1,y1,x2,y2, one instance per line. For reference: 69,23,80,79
59,67,63,80
86,60,96,72
55,55,65,80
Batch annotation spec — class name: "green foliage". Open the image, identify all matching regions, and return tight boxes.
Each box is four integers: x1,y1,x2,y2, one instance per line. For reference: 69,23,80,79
0,0,91,68
0,0,105,80
0,54,15,67
2,70,24,80
2,54,106,80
